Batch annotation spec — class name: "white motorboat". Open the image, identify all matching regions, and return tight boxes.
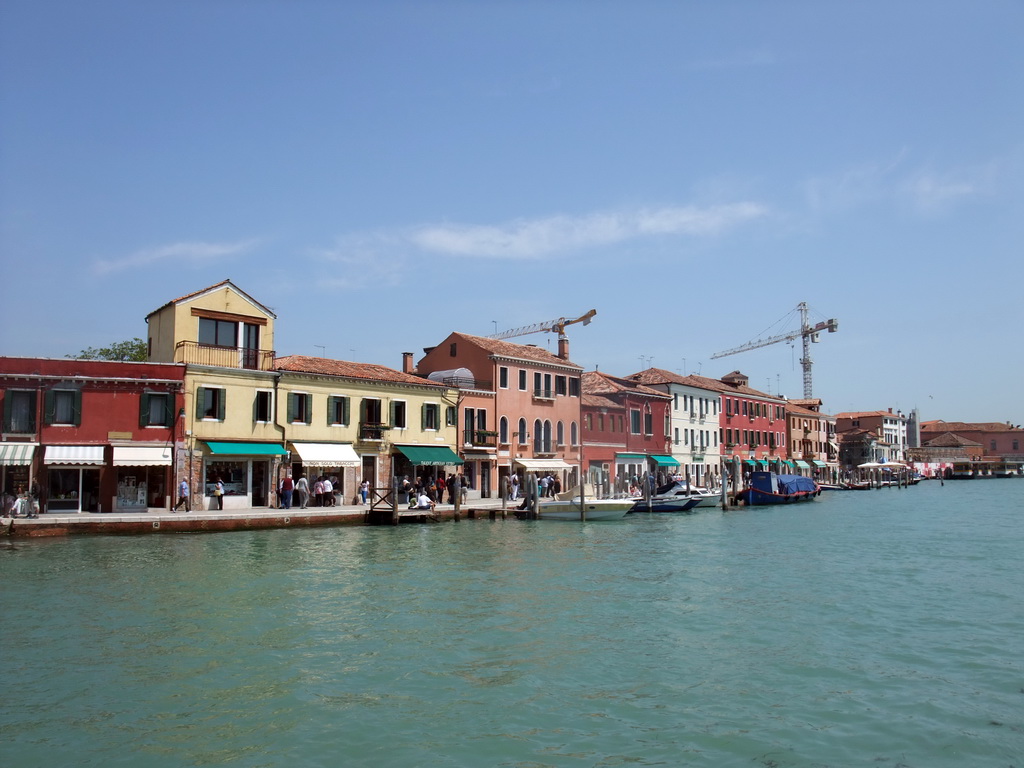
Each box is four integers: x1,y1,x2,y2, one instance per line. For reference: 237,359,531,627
537,497,633,521
631,481,720,512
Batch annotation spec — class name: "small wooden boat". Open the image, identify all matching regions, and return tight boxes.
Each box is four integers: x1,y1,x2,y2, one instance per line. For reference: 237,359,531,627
737,471,821,506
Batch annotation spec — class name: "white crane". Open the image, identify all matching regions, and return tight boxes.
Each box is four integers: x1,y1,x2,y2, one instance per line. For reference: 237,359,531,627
711,302,838,398
489,309,597,341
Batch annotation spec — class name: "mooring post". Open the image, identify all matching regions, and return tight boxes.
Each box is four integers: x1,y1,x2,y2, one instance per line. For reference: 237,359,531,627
391,479,399,525
500,476,508,518
453,476,461,522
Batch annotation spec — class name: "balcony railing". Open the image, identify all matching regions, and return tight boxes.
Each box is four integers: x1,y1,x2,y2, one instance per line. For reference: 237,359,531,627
464,430,497,447
532,388,555,401
174,341,275,371
359,422,391,441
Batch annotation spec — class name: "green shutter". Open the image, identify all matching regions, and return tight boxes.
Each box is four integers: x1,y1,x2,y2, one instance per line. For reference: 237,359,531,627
305,395,312,425
327,396,335,425
287,392,295,423
421,403,427,430
342,397,350,426
163,393,174,427
390,401,398,427
140,393,151,427
196,387,206,420
217,390,225,421
44,390,55,425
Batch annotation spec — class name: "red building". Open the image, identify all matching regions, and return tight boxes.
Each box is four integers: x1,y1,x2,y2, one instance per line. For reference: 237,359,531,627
0,357,185,514
581,370,673,493
717,371,789,470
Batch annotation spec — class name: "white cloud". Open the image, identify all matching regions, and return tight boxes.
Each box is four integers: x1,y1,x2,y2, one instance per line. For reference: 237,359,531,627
409,203,768,259
93,238,260,274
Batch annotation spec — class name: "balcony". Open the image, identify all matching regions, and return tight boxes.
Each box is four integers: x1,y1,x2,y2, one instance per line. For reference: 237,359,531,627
174,341,275,371
532,388,555,402
359,422,391,441
464,430,497,448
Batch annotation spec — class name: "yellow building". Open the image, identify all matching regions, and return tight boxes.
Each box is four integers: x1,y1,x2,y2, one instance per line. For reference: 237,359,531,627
146,280,462,509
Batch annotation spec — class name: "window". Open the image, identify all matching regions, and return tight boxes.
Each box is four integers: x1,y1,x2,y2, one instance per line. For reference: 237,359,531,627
533,419,542,452
196,387,225,421
599,414,605,431
422,403,440,430
674,394,679,410
46,389,81,426
499,367,509,389
643,411,653,435
140,392,171,427
445,405,457,426
361,398,382,424
555,376,566,396
991,439,997,451
390,400,407,429
630,409,641,434
570,421,578,447
449,343,457,357
569,377,580,397
534,372,542,394
499,416,509,444
556,421,565,446
1014,439,1020,451
288,392,312,424
518,370,527,391
328,396,349,426
585,413,592,430
517,418,527,445
254,391,273,423
674,428,680,445
198,317,237,348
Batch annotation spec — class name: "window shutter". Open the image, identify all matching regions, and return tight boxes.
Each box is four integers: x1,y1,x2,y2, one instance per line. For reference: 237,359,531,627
342,397,350,426
327,396,335,425
253,392,260,423
44,390,55,425
217,390,226,421
390,401,397,427
140,393,151,427
163,394,174,427
287,392,296,423
305,395,312,425
195,387,206,420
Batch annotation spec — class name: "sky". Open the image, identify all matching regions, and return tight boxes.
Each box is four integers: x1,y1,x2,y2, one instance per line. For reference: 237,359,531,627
2,0,1021,424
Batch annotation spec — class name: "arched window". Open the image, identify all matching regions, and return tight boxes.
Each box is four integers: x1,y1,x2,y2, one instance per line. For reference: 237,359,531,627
499,416,509,445
518,418,527,446
543,420,552,453
570,421,578,447
556,421,565,447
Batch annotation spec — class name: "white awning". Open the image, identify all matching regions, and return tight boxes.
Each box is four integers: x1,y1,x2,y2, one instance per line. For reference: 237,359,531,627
514,458,574,471
0,443,36,466
291,442,361,467
44,445,105,465
112,446,173,466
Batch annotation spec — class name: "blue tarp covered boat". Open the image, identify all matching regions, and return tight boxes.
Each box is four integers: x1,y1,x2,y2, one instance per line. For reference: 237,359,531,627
738,471,821,506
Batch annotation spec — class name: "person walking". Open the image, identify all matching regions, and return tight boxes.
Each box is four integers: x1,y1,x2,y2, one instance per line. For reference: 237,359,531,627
213,477,225,510
173,478,189,512
279,474,294,510
295,474,309,509
510,473,519,501
312,476,324,506
322,475,334,506
360,479,370,505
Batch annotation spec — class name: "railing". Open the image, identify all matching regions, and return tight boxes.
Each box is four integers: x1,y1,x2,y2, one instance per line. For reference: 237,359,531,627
464,430,497,447
532,388,555,401
174,341,275,371
359,422,391,441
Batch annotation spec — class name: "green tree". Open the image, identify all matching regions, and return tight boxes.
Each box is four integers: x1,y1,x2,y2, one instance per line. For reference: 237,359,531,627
69,337,148,362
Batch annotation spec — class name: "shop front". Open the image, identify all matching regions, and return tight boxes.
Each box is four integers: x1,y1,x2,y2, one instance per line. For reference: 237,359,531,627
459,450,495,499
394,444,464,501
514,458,576,495
202,441,288,509
44,445,104,513
290,442,361,505
0,443,36,500
112,445,173,511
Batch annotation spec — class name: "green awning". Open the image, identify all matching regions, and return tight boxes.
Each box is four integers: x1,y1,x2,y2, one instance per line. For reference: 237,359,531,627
615,453,647,462
811,460,829,468
396,445,464,466
205,441,288,456
649,455,679,467
793,460,810,469
781,460,795,468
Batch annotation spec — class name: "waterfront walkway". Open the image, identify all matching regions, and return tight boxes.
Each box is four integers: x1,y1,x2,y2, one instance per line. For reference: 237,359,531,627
2,497,516,538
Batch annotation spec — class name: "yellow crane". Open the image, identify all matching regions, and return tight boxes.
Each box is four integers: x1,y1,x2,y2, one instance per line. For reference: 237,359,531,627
711,302,837,398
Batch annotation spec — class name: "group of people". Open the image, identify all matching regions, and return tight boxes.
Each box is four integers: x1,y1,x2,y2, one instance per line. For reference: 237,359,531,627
2,484,40,518
507,472,562,500
279,474,342,509
401,473,470,509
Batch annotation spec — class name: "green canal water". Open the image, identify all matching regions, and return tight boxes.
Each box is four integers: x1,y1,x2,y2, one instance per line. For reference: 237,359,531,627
1,480,1022,767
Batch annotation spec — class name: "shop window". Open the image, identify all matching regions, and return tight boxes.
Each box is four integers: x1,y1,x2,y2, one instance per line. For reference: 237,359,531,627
206,460,247,496
328,396,349,426
198,317,237,348
196,387,226,421
45,389,81,426
140,392,171,427
254,390,273,423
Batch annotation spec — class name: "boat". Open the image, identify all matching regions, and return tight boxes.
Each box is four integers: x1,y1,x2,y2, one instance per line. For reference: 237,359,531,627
629,481,715,513
537,497,633,520
737,471,821,506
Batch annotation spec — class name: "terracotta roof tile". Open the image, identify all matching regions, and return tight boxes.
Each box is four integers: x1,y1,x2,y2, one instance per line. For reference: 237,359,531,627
447,332,583,369
582,370,669,399
275,355,446,387
922,432,983,447
920,420,1023,433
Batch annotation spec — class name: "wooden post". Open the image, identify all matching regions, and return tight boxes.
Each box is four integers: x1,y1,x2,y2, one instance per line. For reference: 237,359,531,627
579,468,586,521
453,475,461,521
390,478,399,526
720,458,730,509
500,476,508,518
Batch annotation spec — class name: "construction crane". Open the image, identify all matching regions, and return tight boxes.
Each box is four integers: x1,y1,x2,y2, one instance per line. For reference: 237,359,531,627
711,302,838,399
489,309,597,341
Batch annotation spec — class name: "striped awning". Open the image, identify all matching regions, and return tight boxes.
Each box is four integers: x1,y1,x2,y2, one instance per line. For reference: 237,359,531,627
0,443,36,466
44,445,105,465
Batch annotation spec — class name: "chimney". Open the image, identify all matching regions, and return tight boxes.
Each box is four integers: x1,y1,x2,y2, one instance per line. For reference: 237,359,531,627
402,352,414,374
557,337,570,360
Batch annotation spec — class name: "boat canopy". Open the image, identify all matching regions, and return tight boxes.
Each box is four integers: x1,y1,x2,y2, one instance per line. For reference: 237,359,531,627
775,474,818,494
